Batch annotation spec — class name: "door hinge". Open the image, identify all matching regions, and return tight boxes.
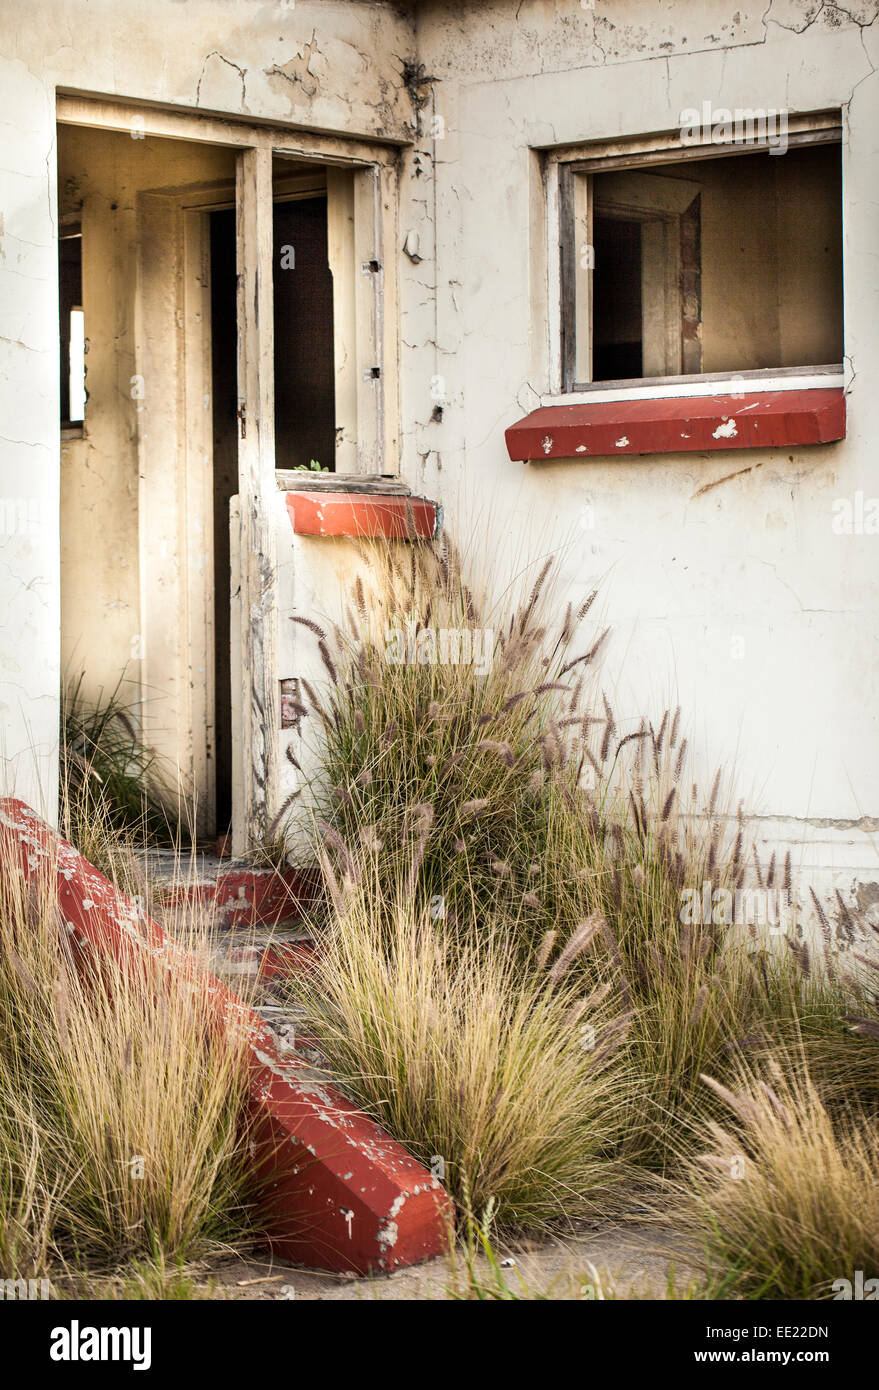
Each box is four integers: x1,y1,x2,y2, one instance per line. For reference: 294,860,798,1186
237,402,247,438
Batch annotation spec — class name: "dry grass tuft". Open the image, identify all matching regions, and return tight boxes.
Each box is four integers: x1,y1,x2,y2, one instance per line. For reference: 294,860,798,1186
60,675,178,867
0,823,258,1279
292,871,639,1232
676,1058,879,1299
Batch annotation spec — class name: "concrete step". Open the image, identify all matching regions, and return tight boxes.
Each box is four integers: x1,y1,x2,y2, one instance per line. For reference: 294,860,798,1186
140,848,320,929
140,851,321,1054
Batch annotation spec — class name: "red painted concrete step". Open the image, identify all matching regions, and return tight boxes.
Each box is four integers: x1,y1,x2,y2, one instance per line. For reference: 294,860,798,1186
505,387,845,461
0,800,452,1274
212,937,317,984
154,859,318,929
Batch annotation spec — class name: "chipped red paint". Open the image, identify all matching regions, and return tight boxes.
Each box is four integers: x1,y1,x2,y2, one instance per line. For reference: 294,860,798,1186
285,491,438,538
0,800,453,1274
158,866,318,929
258,939,317,980
504,388,846,461
211,940,316,983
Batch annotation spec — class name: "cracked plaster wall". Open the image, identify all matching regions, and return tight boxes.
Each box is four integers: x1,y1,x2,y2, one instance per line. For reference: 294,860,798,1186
397,0,879,928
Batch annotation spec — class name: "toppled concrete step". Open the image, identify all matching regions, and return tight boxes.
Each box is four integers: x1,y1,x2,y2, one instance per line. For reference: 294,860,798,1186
2,801,452,1275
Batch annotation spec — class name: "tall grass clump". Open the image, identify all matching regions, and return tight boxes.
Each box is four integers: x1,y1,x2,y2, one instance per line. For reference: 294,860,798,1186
296,536,707,974
60,674,177,866
0,828,258,1278
296,537,607,937
678,1058,879,1299
293,863,638,1231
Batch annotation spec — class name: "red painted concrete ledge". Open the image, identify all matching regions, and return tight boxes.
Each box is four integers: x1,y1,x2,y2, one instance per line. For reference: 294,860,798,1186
505,388,845,461
286,491,438,539
0,800,452,1274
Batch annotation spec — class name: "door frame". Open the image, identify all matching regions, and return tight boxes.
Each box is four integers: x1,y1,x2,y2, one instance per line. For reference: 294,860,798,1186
56,94,403,851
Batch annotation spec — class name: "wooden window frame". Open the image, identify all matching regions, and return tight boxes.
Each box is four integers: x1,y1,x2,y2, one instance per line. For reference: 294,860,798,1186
550,111,843,395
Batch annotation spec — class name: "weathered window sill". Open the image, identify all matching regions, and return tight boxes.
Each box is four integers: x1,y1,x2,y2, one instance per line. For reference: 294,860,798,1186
504,388,846,462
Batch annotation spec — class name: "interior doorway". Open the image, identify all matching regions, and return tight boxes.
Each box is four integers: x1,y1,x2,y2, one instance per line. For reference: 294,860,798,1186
56,121,240,842
272,197,336,473
208,190,337,835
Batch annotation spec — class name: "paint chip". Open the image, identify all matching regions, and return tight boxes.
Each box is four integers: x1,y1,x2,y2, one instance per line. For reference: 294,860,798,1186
712,418,738,439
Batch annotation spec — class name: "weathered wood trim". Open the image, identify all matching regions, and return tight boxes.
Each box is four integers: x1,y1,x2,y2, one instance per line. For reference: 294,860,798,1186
572,170,593,386
545,158,563,395
276,471,409,494
134,191,196,822
558,162,576,394
353,164,381,474
234,145,278,856
377,160,401,472
182,207,217,836
55,92,407,165
542,110,842,167
569,364,844,396
326,168,358,472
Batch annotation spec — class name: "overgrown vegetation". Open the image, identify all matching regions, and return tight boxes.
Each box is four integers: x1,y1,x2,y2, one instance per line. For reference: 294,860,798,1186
0,819,258,1286
60,674,177,864
3,538,873,1300
288,534,879,1286
678,1058,879,1299
296,876,638,1226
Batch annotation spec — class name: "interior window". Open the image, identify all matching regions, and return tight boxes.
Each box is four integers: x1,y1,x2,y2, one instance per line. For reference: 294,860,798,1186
59,226,85,425
567,141,843,387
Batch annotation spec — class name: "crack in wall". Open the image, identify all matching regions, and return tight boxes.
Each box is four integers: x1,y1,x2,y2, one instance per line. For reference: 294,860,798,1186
195,50,248,110
764,0,879,36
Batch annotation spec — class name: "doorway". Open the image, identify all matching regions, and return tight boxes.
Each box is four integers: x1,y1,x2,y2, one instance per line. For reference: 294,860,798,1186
272,197,336,473
208,191,337,835
208,208,238,836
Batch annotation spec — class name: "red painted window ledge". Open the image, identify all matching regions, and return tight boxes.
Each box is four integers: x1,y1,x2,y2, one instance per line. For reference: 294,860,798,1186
285,491,439,539
504,387,845,462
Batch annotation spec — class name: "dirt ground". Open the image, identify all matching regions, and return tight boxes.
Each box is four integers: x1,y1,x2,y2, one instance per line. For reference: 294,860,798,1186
178,1223,698,1301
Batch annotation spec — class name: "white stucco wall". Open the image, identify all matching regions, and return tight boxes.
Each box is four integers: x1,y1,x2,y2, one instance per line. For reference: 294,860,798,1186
273,509,369,854
394,1,879,930
0,58,60,818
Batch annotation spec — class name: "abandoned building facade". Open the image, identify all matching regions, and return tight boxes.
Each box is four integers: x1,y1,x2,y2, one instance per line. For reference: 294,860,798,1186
1,1,877,928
